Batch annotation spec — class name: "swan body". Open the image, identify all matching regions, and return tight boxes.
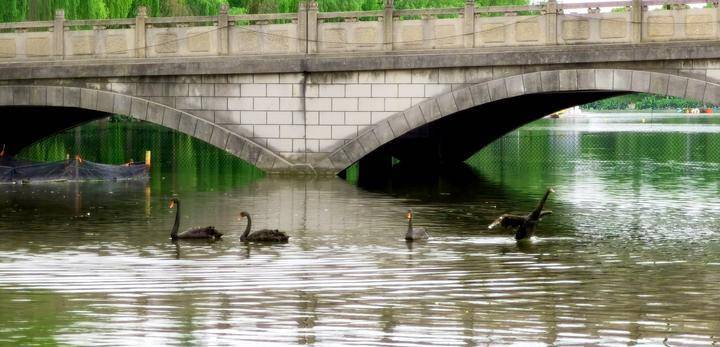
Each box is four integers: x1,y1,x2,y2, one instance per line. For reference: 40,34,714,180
169,198,222,240
488,188,555,240
405,209,429,241
239,211,289,243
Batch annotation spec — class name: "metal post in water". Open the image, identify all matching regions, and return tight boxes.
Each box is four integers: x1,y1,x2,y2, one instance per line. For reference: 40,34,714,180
145,150,152,167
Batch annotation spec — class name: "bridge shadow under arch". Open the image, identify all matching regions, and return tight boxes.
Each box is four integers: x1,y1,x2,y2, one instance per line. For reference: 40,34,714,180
0,86,292,172
327,69,720,176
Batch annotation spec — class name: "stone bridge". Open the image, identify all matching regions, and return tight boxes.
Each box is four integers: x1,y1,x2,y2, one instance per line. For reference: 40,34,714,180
2,0,720,174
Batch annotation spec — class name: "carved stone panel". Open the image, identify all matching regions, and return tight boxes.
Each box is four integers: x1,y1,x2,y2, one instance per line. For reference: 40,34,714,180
26,37,50,56
0,39,16,57
562,20,590,40
265,30,289,52
647,16,674,37
480,23,505,43
105,35,127,54
324,28,346,49
71,35,93,55
515,21,540,42
685,15,713,37
400,25,423,48
233,31,260,53
188,32,211,52
600,19,627,39
434,24,457,47
354,27,377,46
155,34,178,53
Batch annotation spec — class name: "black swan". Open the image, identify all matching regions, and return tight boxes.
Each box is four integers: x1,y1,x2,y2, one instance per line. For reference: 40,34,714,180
405,209,429,241
488,188,555,240
239,211,289,243
169,198,222,240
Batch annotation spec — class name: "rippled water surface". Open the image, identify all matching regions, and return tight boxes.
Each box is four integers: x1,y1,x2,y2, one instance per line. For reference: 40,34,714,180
2,114,720,346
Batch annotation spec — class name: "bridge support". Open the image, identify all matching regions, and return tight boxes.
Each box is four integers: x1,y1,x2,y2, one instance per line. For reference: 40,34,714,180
307,1,319,54
53,10,64,59
218,4,229,56
632,0,643,43
545,0,558,45
135,6,147,58
464,0,475,48
384,0,394,51
298,2,308,53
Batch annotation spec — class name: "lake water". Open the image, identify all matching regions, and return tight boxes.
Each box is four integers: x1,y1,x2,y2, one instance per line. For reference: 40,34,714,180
2,113,720,346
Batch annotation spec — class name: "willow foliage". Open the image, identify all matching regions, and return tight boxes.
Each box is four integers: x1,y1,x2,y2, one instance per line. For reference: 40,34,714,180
230,0,527,13
0,0,227,21
1,0,529,21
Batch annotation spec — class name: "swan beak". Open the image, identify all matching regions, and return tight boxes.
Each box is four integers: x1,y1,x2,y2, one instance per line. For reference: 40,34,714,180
406,212,412,219
169,201,175,209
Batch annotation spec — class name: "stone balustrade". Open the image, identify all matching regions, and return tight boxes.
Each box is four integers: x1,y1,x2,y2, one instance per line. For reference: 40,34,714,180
0,0,717,61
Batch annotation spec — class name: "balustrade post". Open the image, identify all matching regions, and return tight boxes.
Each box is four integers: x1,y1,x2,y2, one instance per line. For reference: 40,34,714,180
53,10,65,59
545,0,558,45
298,1,308,53
631,0,643,43
307,1,318,53
463,0,475,48
135,6,147,58
384,0,394,51
218,4,229,55
422,14,433,49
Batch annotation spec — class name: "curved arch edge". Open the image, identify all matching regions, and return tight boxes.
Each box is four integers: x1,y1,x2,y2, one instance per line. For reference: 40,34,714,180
324,68,720,174
0,85,296,172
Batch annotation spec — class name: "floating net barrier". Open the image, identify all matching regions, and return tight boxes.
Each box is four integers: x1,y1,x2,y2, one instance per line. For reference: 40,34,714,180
0,157,149,184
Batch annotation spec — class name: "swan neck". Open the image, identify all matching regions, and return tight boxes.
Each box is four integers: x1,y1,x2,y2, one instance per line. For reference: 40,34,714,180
171,201,180,238
405,217,413,238
531,190,552,218
242,214,252,240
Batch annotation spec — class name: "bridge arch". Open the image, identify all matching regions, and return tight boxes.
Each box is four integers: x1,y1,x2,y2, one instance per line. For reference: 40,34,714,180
0,85,292,172
324,69,720,174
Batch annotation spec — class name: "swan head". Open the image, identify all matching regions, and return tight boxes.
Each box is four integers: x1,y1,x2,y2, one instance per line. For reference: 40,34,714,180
406,209,413,220
548,187,556,194
169,198,179,209
488,217,503,230
239,211,249,220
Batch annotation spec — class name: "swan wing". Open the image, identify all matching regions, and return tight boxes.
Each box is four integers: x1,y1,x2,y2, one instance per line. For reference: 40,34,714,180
488,214,526,229
406,227,429,240
248,229,289,242
178,226,221,239
419,228,430,239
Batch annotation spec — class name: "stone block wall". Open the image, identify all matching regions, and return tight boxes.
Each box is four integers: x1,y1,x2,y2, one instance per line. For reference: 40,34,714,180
97,67,501,164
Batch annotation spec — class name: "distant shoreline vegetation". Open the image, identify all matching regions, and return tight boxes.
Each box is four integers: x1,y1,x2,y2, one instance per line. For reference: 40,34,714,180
582,93,707,111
